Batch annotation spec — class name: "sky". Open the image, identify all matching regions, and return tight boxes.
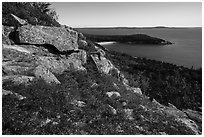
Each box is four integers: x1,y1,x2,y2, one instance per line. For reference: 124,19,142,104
50,2,202,28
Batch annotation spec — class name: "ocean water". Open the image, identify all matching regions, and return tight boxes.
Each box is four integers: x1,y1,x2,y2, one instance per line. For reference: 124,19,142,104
76,28,202,68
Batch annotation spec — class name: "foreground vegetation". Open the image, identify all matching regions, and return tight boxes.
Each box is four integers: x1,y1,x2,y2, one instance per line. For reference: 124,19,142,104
2,2,202,135
3,69,127,134
3,58,200,135
106,50,202,111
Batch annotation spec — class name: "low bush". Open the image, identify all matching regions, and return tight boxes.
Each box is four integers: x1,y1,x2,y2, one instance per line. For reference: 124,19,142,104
2,2,60,27
106,50,202,111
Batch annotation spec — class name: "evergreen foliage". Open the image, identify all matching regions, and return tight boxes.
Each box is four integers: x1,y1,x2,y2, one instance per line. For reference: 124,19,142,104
106,51,202,111
2,2,60,27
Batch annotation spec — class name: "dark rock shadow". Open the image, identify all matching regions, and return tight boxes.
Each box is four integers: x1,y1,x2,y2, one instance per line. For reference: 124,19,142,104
8,30,80,57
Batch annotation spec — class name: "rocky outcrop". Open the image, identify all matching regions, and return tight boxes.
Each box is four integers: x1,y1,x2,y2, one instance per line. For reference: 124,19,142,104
37,54,86,74
3,42,86,84
17,25,78,51
3,44,31,54
2,45,37,76
91,54,114,74
85,40,201,135
78,39,88,49
2,26,15,45
2,89,26,100
78,32,86,40
2,75,35,85
183,109,202,124
34,65,61,84
90,49,142,95
106,91,121,98
2,14,202,135
150,99,201,135
2,14,87,85
123,109,134,120
11,13,28,26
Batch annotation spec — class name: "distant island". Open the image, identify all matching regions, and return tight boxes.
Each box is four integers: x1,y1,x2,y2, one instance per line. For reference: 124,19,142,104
76,26,201,29
84,34,173,45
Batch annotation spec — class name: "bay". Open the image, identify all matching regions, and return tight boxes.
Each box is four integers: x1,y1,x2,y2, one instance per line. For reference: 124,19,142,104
76,27,202,68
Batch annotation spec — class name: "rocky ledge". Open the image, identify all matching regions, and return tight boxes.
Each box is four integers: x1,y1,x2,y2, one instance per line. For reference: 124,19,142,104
2,15,201,135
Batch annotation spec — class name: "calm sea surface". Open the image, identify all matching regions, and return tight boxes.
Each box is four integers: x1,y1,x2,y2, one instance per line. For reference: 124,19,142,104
76,28,202,68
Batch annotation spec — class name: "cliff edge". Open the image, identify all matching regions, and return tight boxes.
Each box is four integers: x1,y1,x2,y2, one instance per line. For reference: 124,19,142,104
2,11,201,135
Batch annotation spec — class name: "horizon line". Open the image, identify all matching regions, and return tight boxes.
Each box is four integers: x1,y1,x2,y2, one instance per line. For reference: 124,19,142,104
73,26,202,28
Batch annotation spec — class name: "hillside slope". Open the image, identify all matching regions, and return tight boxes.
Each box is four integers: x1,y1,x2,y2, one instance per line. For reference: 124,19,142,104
2,3,202,135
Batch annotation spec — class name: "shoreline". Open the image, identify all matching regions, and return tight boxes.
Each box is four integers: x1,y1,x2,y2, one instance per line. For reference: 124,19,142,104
85,34,172,45
98,44,201,69
97,41,116,45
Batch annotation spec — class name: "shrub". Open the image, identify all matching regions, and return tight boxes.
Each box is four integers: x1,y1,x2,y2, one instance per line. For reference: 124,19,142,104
106,50,202,111
2,2,60,27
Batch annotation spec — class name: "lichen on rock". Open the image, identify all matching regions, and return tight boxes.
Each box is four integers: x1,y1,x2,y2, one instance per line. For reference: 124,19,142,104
34,65,61,84
17,25,78,51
